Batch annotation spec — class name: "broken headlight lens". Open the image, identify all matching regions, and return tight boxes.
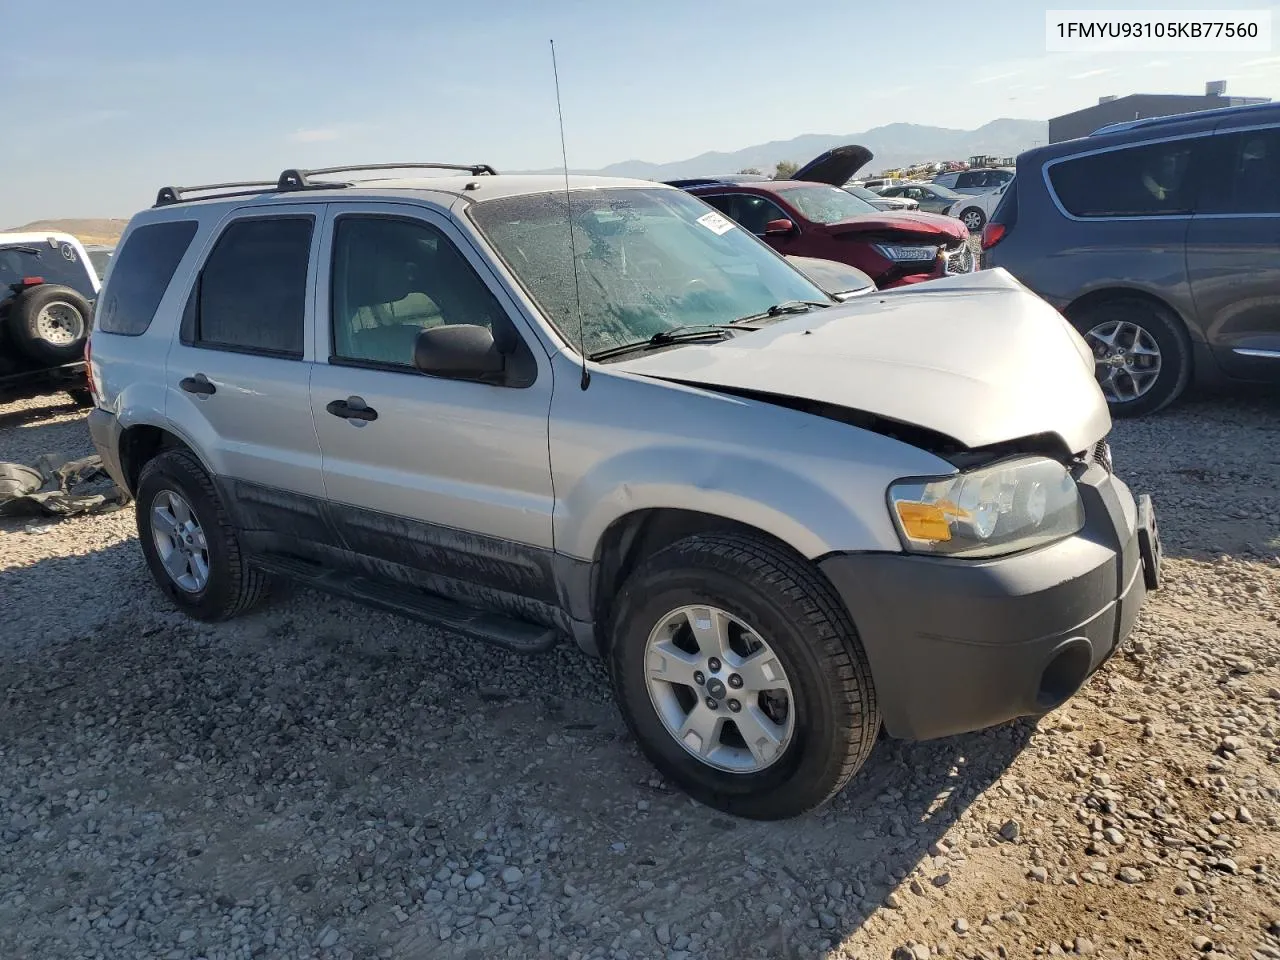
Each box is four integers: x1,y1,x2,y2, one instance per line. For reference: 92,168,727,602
873,243,938,262
889,457,1084,558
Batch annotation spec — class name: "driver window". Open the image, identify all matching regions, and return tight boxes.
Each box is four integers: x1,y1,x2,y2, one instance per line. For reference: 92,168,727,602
330,216,510,367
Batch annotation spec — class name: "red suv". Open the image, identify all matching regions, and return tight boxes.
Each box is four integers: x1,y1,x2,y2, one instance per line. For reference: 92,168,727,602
672,146,974,289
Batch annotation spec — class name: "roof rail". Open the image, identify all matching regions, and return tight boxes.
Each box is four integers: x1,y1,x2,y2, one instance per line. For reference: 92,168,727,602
1089,100,1276,137
154,180,280,207
276,162,498,190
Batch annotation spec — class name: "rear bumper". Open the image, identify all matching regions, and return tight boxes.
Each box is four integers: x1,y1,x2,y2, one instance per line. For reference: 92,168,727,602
819,466,1160,741
87,407,130,494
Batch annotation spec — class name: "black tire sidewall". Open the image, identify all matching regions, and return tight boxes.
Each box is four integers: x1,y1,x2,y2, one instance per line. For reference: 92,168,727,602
135,451,238,620
960,207,986,231
609,555,855,818
1070,299,1190,418
8,285,92,366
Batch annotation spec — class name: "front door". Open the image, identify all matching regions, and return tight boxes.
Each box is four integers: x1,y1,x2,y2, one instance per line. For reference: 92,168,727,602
163,205,331,546
308,204,558,606
1187,125,1280,380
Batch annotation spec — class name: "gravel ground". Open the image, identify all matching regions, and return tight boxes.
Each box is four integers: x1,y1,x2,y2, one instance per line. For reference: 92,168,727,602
1,388,1277,960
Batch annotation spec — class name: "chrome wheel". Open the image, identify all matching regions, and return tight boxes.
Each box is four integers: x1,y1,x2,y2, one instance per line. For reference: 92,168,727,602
150,490,210,592
644,604,795,774
34,301,85,346
1084,319,1162,404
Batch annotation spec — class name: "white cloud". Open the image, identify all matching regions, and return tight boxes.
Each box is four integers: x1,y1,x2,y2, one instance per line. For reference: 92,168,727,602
1144,60,1168,69
1069,68,1115,80
974,70,1022,85
1242,55,1280,67
289,128,341,143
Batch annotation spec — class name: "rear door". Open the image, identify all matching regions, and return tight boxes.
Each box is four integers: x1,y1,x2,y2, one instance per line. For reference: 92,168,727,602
1186,123,1280,380
164,205,330,541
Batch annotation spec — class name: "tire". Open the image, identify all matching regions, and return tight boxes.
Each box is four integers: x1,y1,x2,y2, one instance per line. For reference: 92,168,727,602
135,449,270,621
1068,297,1191,418
959,207,986,232
66,387,94,408
608,533,880,820
6,285,92,366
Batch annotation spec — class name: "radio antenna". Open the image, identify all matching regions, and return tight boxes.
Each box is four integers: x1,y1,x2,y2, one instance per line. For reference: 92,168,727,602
550,39,590,391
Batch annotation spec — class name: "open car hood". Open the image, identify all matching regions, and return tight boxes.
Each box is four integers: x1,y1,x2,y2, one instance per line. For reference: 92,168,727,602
791,145,874,186
611,269,1109,454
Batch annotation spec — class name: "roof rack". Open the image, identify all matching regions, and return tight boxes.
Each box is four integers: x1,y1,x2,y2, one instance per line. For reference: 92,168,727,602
276,162,499,190
154,180,280,207
1089,100,1276,137
154,162,499,208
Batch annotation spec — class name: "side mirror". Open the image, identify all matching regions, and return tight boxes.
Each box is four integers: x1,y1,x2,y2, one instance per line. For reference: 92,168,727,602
763,218,795,236
413,324,505,381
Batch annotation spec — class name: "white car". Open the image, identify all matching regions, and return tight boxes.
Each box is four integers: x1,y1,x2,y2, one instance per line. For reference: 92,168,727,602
843,183,918,212
948,179,1014,233
932,167,1015,196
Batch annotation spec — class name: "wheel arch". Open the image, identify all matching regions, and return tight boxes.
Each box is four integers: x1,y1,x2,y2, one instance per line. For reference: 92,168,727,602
118,422,208,495
1064,286,1200,346
586,508,821,656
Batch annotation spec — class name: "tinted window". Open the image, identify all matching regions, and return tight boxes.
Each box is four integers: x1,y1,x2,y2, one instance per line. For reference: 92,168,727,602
1203,127,1280,214
955,172,980,189
194,217,312,356
0,240,96,298
702,193,791,233
96,222,197,335
1049,139,1207,217
330,216,510,367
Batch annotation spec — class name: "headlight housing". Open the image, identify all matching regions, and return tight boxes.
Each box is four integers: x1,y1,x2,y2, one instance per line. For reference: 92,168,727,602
873,243,938,263
889,457,1084,558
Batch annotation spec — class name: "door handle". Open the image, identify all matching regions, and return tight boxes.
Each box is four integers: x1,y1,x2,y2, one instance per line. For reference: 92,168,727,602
326,396,378,422
179,374,216,396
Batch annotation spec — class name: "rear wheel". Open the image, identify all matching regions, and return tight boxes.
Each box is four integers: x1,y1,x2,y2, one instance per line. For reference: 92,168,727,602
959,206,986,232
1068,298,1191,418
608,533,879,820
135,449,270,620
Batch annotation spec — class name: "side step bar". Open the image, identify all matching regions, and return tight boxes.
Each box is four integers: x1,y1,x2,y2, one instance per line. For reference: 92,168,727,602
251,555,560,654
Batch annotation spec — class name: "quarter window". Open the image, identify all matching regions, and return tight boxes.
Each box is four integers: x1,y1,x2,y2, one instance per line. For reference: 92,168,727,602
1204,127,1280,215
329,216,510,367
1048,139,1207,218
192,217,313,356
96,221,197,336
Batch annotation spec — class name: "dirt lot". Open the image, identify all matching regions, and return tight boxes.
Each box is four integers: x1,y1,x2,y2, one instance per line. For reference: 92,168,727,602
1,389,1277,960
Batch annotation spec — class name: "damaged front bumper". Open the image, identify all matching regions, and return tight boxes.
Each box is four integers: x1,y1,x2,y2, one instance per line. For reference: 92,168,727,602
819,463,1162,741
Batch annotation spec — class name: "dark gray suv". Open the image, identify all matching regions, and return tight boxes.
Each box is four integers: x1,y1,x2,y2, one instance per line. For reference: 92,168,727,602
983,101,1280,417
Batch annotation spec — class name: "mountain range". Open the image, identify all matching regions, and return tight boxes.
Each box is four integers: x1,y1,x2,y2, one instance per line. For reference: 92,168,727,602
521,119,1048,180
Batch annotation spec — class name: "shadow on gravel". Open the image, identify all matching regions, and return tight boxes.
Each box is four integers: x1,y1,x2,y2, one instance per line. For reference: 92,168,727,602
0,396,83,431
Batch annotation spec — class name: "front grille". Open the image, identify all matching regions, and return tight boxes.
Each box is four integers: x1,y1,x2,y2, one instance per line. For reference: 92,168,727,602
943,244,975,275
1091,439,1113,474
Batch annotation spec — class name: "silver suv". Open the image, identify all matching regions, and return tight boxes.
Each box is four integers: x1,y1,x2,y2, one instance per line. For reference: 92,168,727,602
87,163,1162,820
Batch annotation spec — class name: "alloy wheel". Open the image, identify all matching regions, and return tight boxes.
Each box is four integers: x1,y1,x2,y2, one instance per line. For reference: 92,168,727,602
151,490,210,592
1084,319,1163,403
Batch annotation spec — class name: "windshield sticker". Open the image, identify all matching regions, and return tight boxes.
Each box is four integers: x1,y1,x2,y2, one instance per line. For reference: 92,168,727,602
696,212,736,236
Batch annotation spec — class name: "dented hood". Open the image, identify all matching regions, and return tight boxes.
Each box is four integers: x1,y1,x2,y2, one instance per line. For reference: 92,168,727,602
791,145,874,186
612,269,1110,454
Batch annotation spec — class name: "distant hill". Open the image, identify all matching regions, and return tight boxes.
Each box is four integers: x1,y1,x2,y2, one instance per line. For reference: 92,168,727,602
5,219,128,246
521,118,1048,180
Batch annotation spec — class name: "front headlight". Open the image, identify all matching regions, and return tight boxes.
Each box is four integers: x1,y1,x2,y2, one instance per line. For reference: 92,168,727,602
888,457,1084,558
873,243,938,262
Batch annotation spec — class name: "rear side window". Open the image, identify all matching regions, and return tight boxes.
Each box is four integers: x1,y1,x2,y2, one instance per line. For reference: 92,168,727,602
1048,138,1207,217
1200,126,1280,214
991,179,1018,227
96,221,197,335
0,241,96,298
191,217,313,357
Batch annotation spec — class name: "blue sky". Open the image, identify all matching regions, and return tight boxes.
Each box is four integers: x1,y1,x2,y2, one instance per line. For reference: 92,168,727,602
4,0,1279,225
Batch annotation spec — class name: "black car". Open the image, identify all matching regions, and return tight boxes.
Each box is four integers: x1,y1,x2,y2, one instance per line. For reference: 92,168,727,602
0,233,100,405
983,101,1280,417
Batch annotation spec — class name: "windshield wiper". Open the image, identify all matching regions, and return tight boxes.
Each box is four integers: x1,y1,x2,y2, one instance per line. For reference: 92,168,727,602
730,300,831,325
587,324,736,362
0,244,41,256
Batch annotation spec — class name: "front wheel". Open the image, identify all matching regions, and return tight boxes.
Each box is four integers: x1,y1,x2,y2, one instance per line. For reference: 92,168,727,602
608,534,880,820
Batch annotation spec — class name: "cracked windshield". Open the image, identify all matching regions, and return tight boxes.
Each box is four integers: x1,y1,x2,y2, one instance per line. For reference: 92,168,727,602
471,188,826,357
